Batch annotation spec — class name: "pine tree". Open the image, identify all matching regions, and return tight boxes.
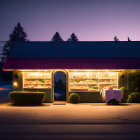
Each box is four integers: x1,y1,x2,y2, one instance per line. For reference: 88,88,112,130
51,32,63,42
1,22,28,62
128,37,131,41
54,79,66,90
67,33,79,41
114,36,119,41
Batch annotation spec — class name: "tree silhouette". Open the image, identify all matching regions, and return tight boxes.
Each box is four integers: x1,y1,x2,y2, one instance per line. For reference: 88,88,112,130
51,32,63,42
67,33,79,41
1,22,28,62
114,36,119,41
54,79,66,90
128,37,131,41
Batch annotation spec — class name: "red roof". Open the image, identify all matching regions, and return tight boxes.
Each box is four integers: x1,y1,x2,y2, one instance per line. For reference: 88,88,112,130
3,58,140,70
3,41,140,70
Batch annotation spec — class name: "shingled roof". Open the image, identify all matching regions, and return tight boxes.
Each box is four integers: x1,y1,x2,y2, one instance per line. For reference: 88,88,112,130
3,41,140,70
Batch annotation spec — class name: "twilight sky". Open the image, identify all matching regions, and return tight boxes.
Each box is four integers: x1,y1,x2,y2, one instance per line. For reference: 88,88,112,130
0,0,140,41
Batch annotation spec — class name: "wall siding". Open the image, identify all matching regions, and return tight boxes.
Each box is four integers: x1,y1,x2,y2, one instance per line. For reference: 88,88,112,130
69,92,103,103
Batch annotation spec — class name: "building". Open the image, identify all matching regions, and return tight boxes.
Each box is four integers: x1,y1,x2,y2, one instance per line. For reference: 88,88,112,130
3,41,140,103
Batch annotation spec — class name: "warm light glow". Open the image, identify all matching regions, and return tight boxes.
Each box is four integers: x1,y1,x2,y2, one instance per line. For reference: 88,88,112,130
53,69,67,74
69,70,119,92
13,82,18,87
109,72,113,76
67,69,122,72
23,71,52,89
3,69,123,72
25,72,51,79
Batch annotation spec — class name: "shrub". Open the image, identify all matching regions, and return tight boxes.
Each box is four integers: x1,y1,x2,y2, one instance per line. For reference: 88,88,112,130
9,91,46,105
69,93,80,104
127,92,140,103
128,70,140,92
120,87,128,103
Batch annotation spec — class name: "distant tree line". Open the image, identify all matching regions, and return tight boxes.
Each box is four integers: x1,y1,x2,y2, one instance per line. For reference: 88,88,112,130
0,22,79,81
51,32,78,42
1,22,79,63
114,36,131,42
1,22,28,63
0,22,134,82
1,22,133,64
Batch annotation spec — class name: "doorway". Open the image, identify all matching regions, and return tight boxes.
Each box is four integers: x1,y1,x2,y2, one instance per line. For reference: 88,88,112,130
54,71,66,101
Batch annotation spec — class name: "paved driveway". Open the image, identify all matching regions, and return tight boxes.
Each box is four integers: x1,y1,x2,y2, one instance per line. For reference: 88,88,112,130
0,103,140,124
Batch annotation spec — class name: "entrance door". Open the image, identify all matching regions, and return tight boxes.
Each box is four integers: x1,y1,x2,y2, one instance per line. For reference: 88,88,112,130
54,71,66,101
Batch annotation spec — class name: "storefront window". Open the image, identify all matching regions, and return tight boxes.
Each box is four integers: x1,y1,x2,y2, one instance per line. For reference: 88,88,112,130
68,71,118,92
23,71,51,89
99,72,118,91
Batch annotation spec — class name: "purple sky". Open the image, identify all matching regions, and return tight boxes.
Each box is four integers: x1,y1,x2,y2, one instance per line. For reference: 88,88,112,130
0,0,140,41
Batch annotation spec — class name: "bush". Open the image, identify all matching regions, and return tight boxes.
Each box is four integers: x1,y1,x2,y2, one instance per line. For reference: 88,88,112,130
128,70,140,92
120,87,128,103
69,93,80,103
9,91,46,105
127,92,140,103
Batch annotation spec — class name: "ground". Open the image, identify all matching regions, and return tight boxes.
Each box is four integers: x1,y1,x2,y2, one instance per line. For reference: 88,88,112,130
0,102,140,124
0,84,140,140
0,102,140,140
0,83,12,103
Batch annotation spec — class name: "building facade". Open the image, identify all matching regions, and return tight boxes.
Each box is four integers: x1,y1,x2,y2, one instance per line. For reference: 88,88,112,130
3,41,140,103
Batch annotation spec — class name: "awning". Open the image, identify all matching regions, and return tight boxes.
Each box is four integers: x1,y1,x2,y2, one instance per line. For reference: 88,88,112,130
3,58,140,71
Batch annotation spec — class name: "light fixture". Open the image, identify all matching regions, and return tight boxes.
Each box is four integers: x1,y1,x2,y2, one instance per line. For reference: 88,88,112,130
13,82,18,87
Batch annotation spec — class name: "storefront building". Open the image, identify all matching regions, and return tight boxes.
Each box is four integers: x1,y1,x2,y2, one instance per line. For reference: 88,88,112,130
3,41,140,103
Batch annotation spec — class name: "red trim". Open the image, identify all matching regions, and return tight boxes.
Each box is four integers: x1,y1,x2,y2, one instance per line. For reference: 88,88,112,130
3,57,140,70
